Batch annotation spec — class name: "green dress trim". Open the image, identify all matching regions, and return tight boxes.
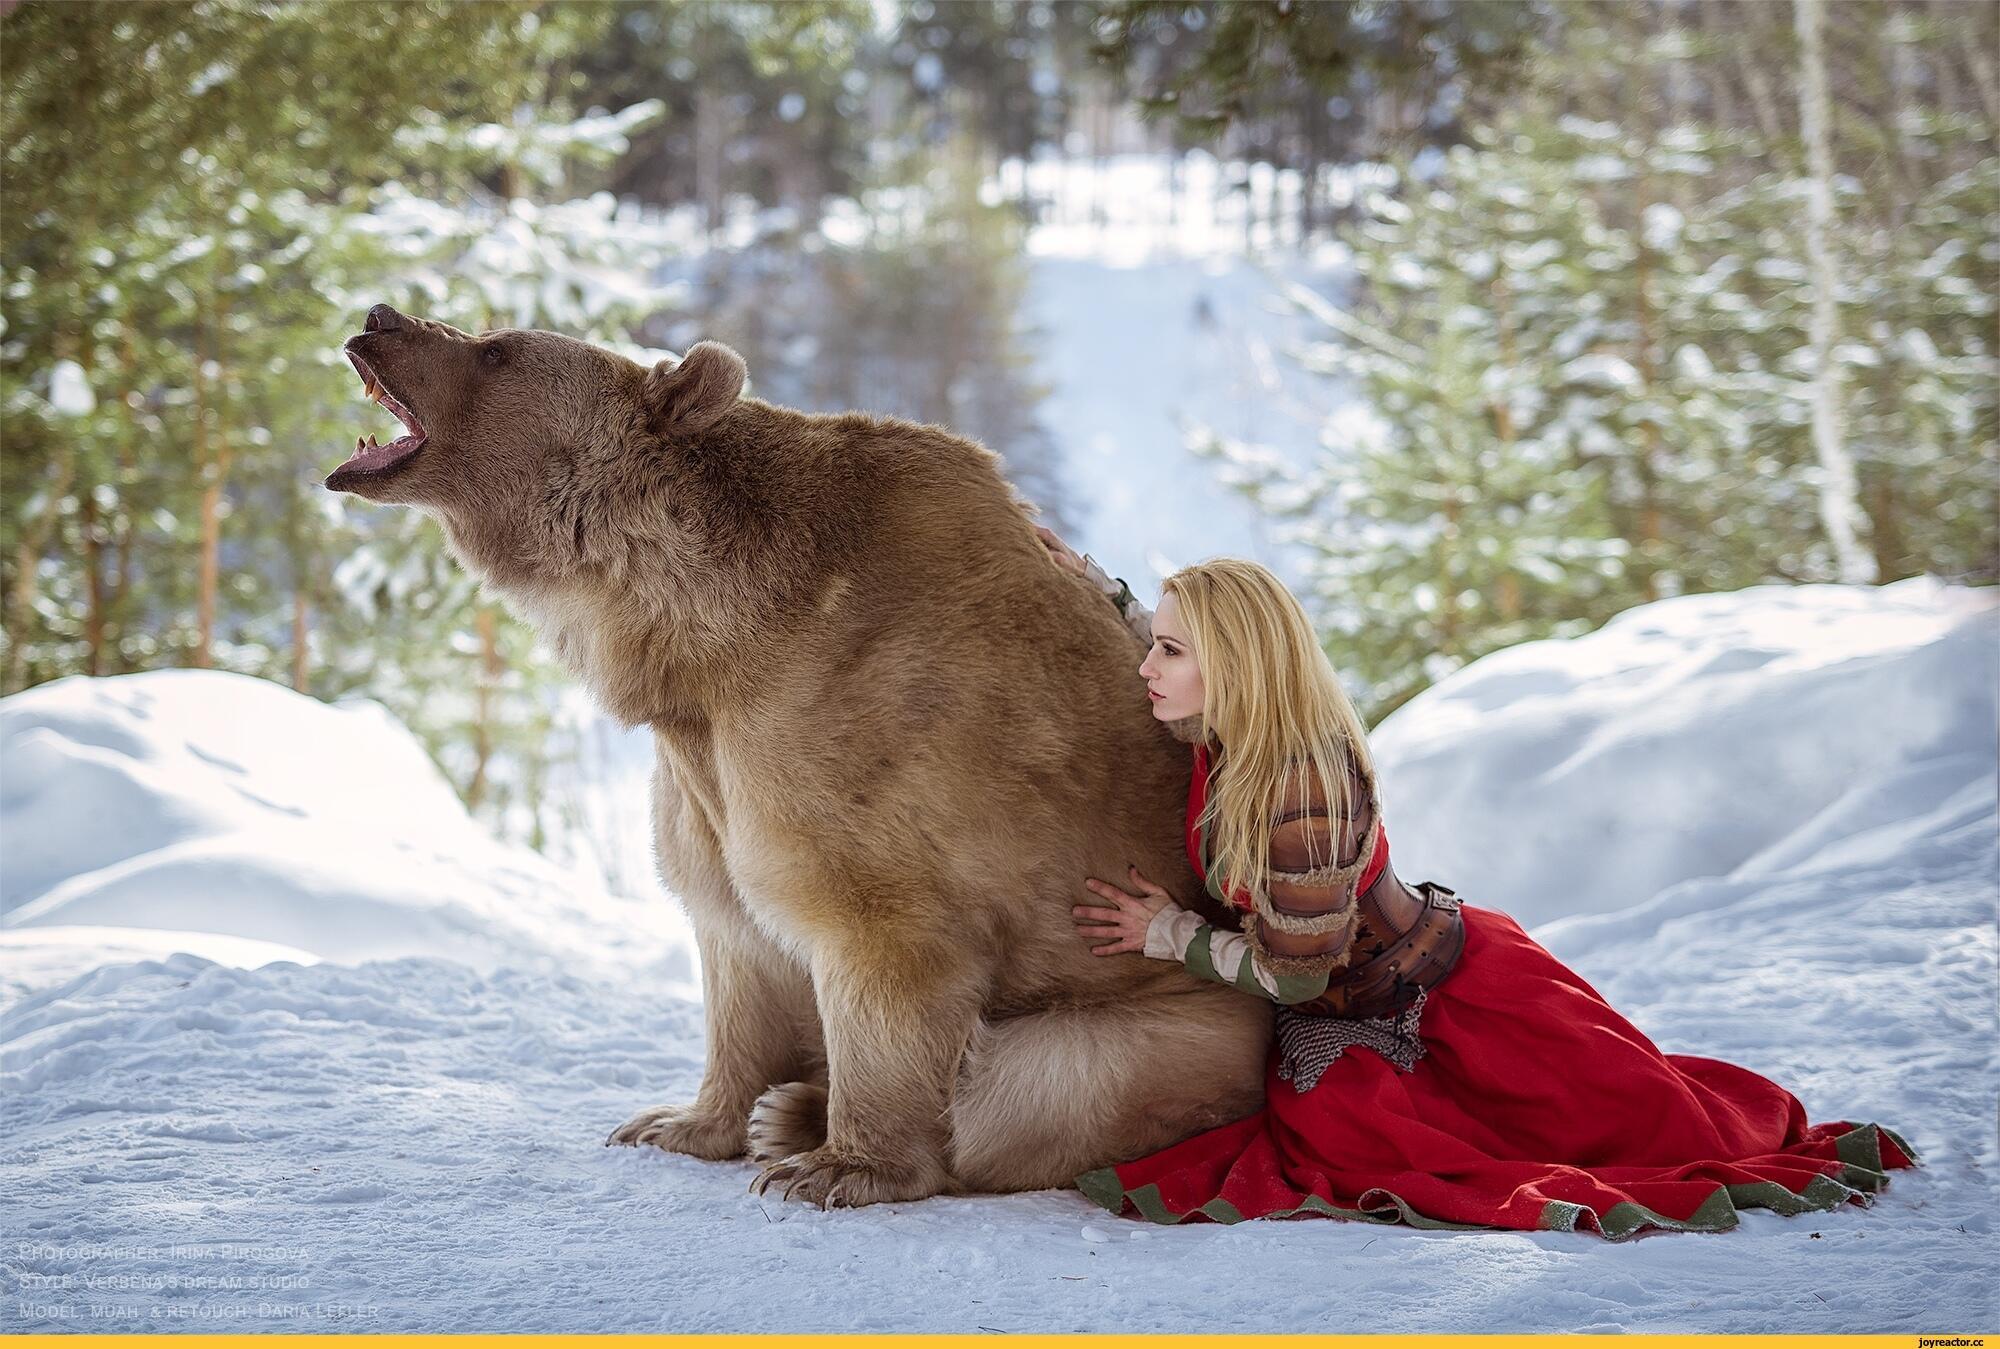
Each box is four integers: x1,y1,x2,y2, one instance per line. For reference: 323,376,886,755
1178,924,1334,1005
1076,1121,1920,1240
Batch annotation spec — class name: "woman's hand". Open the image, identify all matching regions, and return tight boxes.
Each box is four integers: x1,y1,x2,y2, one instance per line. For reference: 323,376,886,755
1072,865,1176,956
1035,524,1088,578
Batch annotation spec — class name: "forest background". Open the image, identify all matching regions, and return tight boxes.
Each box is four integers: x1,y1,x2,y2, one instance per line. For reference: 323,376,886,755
3,0,1993,865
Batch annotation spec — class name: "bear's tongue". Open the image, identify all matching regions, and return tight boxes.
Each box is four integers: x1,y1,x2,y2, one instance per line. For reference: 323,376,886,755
338,431,422,474
338,363,427,473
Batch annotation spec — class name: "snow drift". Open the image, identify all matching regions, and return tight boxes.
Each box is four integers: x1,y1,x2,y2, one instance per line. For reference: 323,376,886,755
1372,575,1996,929
0,669,692,989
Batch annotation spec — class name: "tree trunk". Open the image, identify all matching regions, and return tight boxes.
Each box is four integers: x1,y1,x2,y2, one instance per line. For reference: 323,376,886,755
1697,0,1741,130
695,84,725,239
1949,0,2000,128
1631,184,1665,601
292,589,310,694
1489,277,1523,621
193,297,234,665
1736,8,1790,150
1438,496,1461,651
1885,3,1922,220
1664,0,1695,215
82,488,104,675
1302,95,1323,244
6,428,73,690
466,604,502,810
1793,0,1876,582
1862,1,1921,580
78,299,107,675
1866,469,1906,581
106,314,143,673
6,314,86,692
1092,85,1110,232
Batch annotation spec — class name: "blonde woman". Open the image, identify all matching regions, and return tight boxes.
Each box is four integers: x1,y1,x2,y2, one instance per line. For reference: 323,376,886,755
1038,528,1918,1237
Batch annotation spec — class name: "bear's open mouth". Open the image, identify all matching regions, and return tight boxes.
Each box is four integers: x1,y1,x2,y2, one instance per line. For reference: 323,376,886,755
336,349,428,476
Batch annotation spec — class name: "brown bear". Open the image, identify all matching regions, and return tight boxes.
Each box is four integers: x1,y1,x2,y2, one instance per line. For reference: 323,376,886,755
325,303,1267,1207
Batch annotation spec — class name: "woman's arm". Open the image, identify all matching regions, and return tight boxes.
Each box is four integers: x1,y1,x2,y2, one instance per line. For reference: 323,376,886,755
1075,757,1382,1001
1241,758,1378,981
1142,901,1335,1005
1034,525,1153,645
1073,868,1332,1006
1079,554,1154,646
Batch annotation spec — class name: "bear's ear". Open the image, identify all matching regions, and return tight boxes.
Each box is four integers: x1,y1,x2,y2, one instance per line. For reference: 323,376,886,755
644,341,747,436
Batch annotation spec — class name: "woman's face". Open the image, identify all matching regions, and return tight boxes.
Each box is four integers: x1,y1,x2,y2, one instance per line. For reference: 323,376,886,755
1139,591,1205,721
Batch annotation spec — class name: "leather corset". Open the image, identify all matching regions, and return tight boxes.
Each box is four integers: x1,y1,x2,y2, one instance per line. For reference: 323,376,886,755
1293,869,1465,1020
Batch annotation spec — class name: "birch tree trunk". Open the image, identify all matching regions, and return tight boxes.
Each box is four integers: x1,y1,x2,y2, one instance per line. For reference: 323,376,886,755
82,489,104,675
1793,0,1876,583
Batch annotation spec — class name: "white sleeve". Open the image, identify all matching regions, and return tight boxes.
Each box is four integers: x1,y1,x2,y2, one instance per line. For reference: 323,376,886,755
1142,902,1297,1002
1143,902,1208,961
1079,554,1154,645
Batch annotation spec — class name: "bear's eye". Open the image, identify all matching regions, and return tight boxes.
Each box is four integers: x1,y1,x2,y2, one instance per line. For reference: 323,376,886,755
481,343,507,369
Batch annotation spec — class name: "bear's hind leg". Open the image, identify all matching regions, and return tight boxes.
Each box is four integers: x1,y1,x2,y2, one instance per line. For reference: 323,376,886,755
947,985,1269,1192
748,1081,828,1161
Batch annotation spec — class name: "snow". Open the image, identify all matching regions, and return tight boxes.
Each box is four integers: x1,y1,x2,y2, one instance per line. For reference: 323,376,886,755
1372,575,1999,929
3,579,1994,1333
1023,251,1340,592
1015,152,1363,596
45,359,95,417
0,669,693,987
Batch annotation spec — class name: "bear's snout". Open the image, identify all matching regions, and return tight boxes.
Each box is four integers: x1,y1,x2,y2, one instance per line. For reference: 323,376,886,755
365,304,403,334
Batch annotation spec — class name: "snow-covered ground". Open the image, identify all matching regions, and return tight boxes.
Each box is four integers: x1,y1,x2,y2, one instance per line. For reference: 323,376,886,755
2,579,1993,1333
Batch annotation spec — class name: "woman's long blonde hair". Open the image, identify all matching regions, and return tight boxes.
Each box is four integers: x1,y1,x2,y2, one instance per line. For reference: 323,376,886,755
1163,558,1375,905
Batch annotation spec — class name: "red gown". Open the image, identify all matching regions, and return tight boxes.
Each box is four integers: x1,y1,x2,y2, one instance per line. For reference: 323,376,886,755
1077,743,1920,1238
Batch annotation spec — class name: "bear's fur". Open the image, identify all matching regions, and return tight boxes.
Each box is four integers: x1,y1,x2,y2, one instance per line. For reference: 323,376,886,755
326,306,1268,1206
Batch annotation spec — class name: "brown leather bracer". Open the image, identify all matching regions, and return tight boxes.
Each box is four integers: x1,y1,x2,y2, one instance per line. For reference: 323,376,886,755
1293,870,1466,1020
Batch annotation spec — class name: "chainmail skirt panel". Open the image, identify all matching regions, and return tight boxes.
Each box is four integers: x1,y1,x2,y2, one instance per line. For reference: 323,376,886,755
1274,989,1429,1090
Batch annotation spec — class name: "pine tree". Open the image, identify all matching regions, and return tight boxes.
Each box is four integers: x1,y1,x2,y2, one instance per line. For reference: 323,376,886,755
1190,124,1686,713
0,1,572,687
1185,4,1995,717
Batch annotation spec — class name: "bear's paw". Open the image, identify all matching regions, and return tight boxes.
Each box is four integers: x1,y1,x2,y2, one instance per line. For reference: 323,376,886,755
748,1081,828,1162
605,1102,746,1160
748,1144,946,1209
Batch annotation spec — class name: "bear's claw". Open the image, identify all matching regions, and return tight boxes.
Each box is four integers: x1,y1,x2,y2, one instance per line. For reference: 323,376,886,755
606,1102,745,1159
747,1145,934,1209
